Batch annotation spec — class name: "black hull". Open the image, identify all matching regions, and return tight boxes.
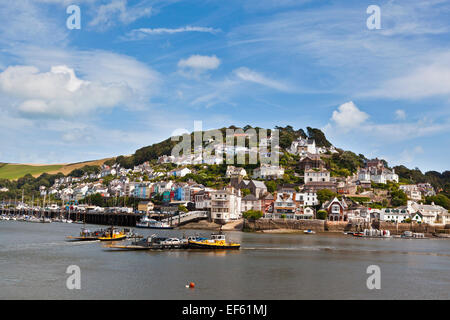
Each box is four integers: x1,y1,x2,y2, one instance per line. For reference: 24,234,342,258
188,243,240,250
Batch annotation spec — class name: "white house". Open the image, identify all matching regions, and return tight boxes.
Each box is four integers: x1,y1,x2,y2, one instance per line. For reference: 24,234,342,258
226,166,247,178
294,192,319,206
407,201,449,225
210,188,242,223
381,207,410,223
252,164,284,179
289,138,317,156
170,167,192,178
304,168,330,183
358,166,399,184
399,185,422,201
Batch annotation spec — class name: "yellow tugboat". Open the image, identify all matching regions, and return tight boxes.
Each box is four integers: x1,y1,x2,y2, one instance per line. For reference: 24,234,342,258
98,226,127,241
188,232,240,250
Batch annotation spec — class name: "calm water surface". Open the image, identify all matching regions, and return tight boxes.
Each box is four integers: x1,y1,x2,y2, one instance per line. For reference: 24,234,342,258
1,221,449,299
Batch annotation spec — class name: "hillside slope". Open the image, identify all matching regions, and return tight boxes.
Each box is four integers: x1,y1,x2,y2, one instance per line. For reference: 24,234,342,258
0,159,111,180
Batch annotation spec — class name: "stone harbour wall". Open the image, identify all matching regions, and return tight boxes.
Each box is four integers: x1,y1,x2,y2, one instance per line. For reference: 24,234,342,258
244,218,325,232
244,219,449,235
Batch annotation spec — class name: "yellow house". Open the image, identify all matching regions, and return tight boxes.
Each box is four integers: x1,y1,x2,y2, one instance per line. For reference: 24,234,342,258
138,201,154,213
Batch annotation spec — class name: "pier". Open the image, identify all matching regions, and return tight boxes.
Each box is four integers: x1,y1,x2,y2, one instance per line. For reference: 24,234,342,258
0,208,208,227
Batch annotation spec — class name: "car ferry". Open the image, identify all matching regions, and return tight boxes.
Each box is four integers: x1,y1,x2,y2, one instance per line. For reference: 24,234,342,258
66,227,106,241
188,233,240,250
98,227,127,241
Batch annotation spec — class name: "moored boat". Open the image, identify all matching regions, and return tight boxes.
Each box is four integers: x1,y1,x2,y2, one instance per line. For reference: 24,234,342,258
136,216,173,229
98,227,127,241
66,227,105,241
188,233,240,249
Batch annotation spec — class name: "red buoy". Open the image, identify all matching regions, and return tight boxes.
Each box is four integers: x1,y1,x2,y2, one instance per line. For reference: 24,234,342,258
189,282,195,288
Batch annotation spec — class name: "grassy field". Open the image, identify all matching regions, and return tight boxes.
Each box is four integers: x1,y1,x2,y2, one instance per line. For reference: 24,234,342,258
0,159,110,180
0,164,64,180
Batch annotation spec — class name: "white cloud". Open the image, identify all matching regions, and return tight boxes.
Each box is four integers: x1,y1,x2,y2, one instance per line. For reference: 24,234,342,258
178,55,221,71
6,46,161,110
233,67,293,92
124,26,220,40
330,101,369,129
0,65,131,117
395,109,406,120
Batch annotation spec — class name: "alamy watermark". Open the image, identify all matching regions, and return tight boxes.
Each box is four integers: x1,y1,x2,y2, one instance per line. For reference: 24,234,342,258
366,265,381,290
66,265,81,290
170,121,280,166
66,5,81,30
366,5,381,30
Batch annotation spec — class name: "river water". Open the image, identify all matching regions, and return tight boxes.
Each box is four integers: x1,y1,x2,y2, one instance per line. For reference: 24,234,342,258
1,221,449,299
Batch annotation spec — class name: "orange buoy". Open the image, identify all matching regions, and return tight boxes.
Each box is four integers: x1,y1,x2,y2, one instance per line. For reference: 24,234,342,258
189,282,195,288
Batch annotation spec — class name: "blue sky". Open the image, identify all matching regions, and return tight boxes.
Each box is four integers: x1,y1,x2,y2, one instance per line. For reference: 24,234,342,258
0,0,449,172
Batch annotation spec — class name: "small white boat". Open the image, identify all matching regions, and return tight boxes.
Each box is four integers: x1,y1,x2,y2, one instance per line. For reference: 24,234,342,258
304,229,315,234
136,216,173,229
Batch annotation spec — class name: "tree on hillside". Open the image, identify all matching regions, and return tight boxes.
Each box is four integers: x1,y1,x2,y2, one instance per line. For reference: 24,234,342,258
426,194,450,210
307,127,332,148
390,189,407,207
265,181,277,193
316,189,337,204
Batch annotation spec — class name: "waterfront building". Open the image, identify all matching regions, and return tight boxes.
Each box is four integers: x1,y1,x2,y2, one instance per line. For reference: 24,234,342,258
407,201,450,225
241,194,262,212
210,188,242,223
380,207,410,223
322,197,348,221
273,192,296,218
294,191,319,207
137,201,154,213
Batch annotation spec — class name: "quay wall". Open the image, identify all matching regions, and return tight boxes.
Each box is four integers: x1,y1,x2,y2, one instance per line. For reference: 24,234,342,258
244,218,449,235
374,221,448,235
244,218,325,232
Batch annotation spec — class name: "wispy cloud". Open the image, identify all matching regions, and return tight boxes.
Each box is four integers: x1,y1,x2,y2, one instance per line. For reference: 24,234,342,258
364,52,450,100
124,26,220,40
89,0,153,31
233,67,294,92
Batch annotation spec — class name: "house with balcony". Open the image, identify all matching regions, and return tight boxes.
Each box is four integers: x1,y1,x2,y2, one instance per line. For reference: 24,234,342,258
210,188,242,223
273,192,296,218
